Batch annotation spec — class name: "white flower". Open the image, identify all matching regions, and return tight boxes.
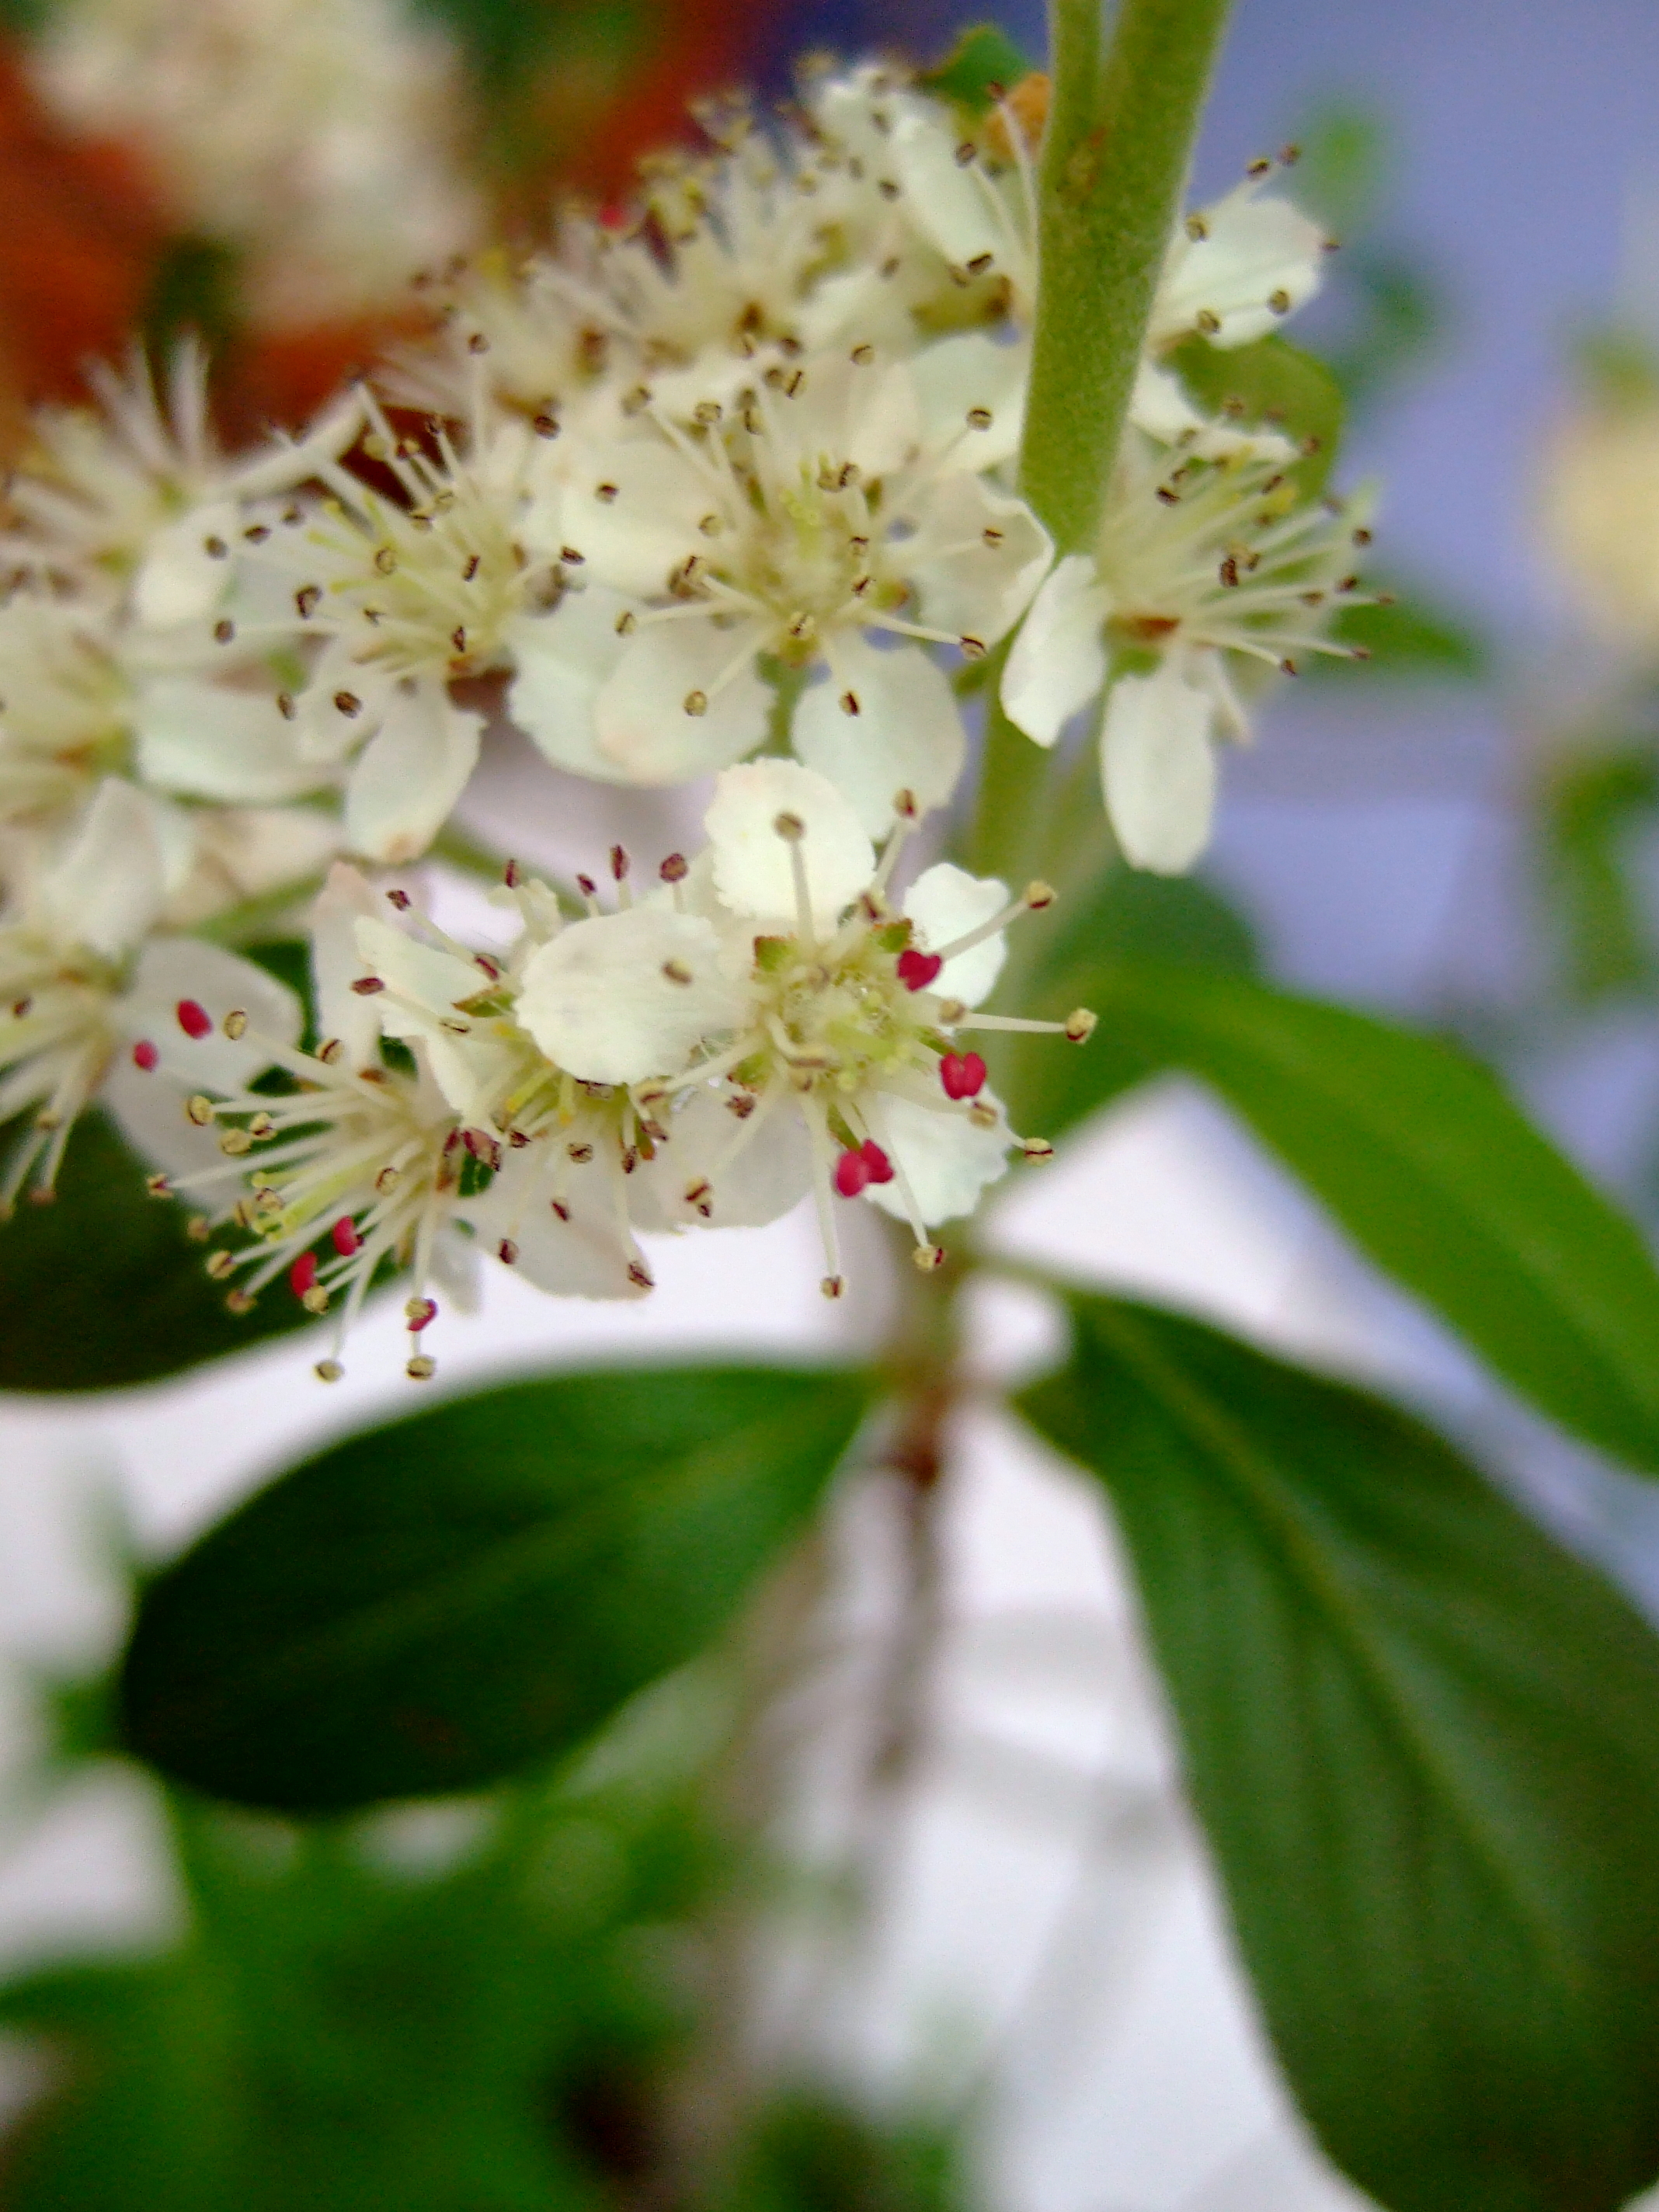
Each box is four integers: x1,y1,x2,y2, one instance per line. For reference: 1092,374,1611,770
0,779,298,1205
33,0,480,328
2,344,363,617
511,345,1049,829
512,763,1090,1293
252,390,564,861
1002,435,1376,871
1149,158,1331,353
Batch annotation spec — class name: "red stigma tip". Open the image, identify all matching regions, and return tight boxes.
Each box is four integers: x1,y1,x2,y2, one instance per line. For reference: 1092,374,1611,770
860,1139,895,1184
176,999,213,1039
289,1250,318,1298
132,1039,159,1071
834,1148,870,1198
940,1050,987,1101
331,1217,360,1257
896,948,943,992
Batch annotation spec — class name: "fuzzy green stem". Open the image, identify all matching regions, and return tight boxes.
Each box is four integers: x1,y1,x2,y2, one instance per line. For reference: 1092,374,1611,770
1021,0,1235,552
965,0,1233,885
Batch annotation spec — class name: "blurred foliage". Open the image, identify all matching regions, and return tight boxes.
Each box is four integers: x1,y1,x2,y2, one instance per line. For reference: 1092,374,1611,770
1316,581,1489,681
0,1108,315,1394
1285,102,1449,420
918,24,1034,113
1539,740,1659,1003
2,1650,969,2212
1167,332,1345,499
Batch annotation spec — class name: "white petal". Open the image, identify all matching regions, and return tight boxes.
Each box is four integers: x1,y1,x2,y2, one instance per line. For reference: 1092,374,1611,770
909,330,1029,471
891,103,1005,270
630,1087,812,1233
558,437,709,596
134,677,330,804
1129,360,1297,463
903,861,1007,1007
866,1094,1010,1226
344,683,482,865
906,472,1052,647
310,861,384,1067
506,590,631,780
796,638,965,836
355,914,522,1116
1153,187,1327,351
463,1144,646,1301
132,499,240,629
228,388,366,501
40,779,165,959
1000,554,1111,748
517,907,739,1085
117,935,302,1090
704,760,873,929
595,615,773,782
1100,663,1219,874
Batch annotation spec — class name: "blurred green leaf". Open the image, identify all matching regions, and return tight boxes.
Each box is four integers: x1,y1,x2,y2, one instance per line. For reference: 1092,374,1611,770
0,1109,311,1396
1321,247,1445,412
920,24,1034,111
142,235,242,366
1539,744,1659,1002
1167,333,1344,496
1000,961,1659,1475
122,1365,871,1812
1308,577,1489,680
0,1758,717,2212
1021,1293,1659,2212
722,2095,966,2212
1282,103,1389,235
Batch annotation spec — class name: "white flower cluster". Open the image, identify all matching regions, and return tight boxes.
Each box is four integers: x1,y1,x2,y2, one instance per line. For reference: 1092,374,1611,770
0,61,1368,1369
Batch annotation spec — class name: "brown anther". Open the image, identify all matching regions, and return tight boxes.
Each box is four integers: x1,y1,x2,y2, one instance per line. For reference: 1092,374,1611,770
1195,308,1222,336
244,523,270,544
186,1094,215,1127
214,617,235,644
1247,156,1272,177
248,1112,276,1139
954,140,976,166
1280,656,1299,675
576,873,598,898
498,1238,519,1264
503,859,522,888
351,976,386,995
533,414,560,439
225,1289,256,1315
223,1009,249,1040
662,959,694,986
1156,485,1181,506
840,690,861,715
959,635,987,660
1064,1007,1097,1043
1184,214,1210,241
551,1199,571,1222
1219,555,1240,588
315,1359,344,1382
276,691,296,719
463,553,481,583
1021,1137,1056,1163
983,526,1004,547
1268,288,1292,315
1024,880,1056,909
334,690,363,718
1352,526,1373,546
821,1274,846,1299
295,585,321,617
468,331,489,353
376,1164,402,1192
966,251,994,275
615,609,637,635
773,810,805,842
596,482,619,503
374,546,397,575
560,545,585,565
965,406,993,430
969,1100,999,1129
450,625,468,656
145,1173,172,1198
406,1354,437,1380
850,343,875,365
659,852,688,884
726,1092,757,1118
204,534,228,558
699,513,723,537
684,689,709,715
206,1250,235,1279
627,1261,655,1289
693,399,723,425
317,1037,344,1063
568,1141,593,1162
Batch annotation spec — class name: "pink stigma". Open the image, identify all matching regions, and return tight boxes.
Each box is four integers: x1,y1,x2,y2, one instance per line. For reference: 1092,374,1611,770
940,1050,987,1101
289,1250,318,1298
131,1039,159,1071
896,948,942,993
860,1140,895,1184
331,1217,360,1257
176,999,213,1039
834,1149,871,1198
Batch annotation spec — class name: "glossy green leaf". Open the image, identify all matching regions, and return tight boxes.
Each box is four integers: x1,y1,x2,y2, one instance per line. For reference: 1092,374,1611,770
0,1109,311,1395
1001,959,1659,1474
122,1365,871,1812
1020,1294,1659,2212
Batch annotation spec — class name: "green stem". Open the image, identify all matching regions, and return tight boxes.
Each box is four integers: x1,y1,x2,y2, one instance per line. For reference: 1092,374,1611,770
964,0,1233,885
1020,0,1235,553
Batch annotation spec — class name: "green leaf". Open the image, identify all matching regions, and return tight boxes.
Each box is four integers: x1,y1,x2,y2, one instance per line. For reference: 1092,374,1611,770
1538,743,1659,1002
920,24,1034,111
1001,961,1659,1476
121,1365,871,1813
0,1109,312,1395
1167,333,1344,496
1020,1293,1659,2212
